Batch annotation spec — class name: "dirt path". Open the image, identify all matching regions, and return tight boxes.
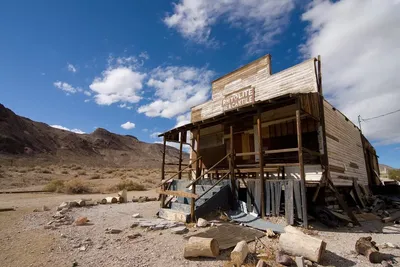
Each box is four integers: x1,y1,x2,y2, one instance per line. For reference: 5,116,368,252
1,192,400,267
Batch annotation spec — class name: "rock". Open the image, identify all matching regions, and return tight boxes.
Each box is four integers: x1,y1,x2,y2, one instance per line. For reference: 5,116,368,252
72,243,81,248
97,245,103,250
42,205,50,211
152,224,166,230
304,259,313,266
132,213,141,218
138,196,148,203
33,209,39,212
68,201,79,208
132,197,138,203
118,189,127,203
171,226,188,234
76,200,86,207
381,261,393,267
196,218,209,227
60,234,67,238
127,233,142,239
72,261,78,267
347,223,354,228
105,228,122,234
379,242,399,249
295,256,305,267
59,207,69,215
75,217,89,226
44,225,57,230
276,251,295,266
130,222,139,228
256,259,269,267
147,197,157,201
266,228,276,238
78,246,86,251
57,202,69,211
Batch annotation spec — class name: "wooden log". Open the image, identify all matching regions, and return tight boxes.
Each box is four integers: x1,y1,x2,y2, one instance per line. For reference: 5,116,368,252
279,226,326,263
230,240,249,265
381,210,400,223
355,236,383,263
0,207,15,212
105,197,118,204
183,237,219,258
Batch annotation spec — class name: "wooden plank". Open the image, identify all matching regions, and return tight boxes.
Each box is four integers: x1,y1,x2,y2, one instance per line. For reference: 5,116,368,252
156,189,199,199
236,151,258,157
160,136,167,208
353,180,366,208
270,182,275,216
178,130,184,179
265,181,270,216
275,181,281,215
192,127,200,222
286,180,294,225
257,108,265,218
382,211,400,223
296,108,308,228
247,180,254,213
293,180,302,220
264,148,298,154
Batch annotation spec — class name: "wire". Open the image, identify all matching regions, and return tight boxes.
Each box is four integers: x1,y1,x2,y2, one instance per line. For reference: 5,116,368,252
361,108,400,122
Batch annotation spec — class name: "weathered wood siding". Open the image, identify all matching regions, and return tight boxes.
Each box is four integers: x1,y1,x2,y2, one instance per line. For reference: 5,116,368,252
191,58,318,123
323,100,368,186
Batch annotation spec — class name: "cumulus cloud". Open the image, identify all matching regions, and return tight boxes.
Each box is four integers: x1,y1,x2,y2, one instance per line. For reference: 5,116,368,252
121,121,136,130
89,67,146,105
137,66,214,118
51,125,85,134
67,63,77,73
139,51,150,60
84,91,91,96
301,0,400,145
53,81,81,94
164,0,295,53
150,132,162,138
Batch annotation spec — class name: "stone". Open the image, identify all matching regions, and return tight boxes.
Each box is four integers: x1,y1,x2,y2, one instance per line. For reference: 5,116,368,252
276,251,295,266
171,226,188,234
152,224,166,230
105,228,122,234
60,234,67,238
256,259,269,267
295,256,305,267
132,197,138,203
130,222,139,228
138,196,148,203
57,202,69,211
132,213,141,218
196,218,209,227
59,208,69,215
42,205,50,211
381,261,393,267
347,223,354,228
33,209,39,212
44,225,57,230
304,259,313,266
72,243,81,248
79,246,86,251
68,201,79,208
127,233,142,239
266,228,276,238
75,217,89,226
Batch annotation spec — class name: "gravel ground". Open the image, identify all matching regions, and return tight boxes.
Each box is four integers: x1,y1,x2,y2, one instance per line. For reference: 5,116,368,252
1,192,400,267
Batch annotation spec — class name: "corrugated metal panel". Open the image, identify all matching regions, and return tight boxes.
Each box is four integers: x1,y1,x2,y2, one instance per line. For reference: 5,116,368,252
323,100,368,186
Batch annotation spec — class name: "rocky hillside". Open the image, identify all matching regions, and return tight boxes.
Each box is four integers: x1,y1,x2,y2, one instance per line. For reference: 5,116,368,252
0,103,186,167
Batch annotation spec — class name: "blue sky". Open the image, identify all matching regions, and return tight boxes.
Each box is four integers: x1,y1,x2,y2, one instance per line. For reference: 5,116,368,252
1,0,399,167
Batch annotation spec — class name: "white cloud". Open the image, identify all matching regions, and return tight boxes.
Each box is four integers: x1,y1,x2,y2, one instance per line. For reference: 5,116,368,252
89,67,146,105
54,81,81,94
67,63,77,73
138,66,214,118
150,132,162,138
84,99,90,103
50,125,85,134
301,0,400,145
164,0,295,53
142,128,149,133
175,112,191,127
139,51,150,60
121,121,136,130
84,91,91,96
118,103,134,110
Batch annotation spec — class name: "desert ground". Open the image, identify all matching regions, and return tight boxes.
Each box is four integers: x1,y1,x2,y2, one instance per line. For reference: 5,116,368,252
1,165,400,267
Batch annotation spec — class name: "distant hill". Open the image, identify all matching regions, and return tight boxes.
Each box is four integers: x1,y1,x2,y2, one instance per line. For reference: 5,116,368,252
379,164,395,170
0,103,186,167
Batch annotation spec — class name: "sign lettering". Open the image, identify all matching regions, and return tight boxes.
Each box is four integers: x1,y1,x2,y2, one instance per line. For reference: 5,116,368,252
222,87,255,111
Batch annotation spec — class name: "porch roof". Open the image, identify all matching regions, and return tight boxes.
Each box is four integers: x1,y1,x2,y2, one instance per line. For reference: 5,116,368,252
158,93,299,137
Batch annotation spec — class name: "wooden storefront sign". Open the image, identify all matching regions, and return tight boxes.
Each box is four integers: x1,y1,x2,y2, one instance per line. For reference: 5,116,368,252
222,86,255,111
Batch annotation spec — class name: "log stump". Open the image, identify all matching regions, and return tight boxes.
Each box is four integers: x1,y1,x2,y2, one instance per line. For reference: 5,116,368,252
355,236,383,263
184,237,219,258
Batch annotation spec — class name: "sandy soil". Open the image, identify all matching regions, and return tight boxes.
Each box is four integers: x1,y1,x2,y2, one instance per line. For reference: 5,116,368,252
1,191,400,267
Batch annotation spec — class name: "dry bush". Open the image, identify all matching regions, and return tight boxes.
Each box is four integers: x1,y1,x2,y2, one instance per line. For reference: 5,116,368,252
89,174,101,180
110,179,145,191
0,173,4,179
64,179,91,194
104,169,114,174
61,170,69,174
71,166,83,171
17,169,27,173
77,171,87,175
143,177,156,184
41,169,52,174
43,180,65,193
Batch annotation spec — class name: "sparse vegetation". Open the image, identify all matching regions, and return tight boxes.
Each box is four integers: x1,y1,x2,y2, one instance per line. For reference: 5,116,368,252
41,169,52,174
111,178,145,191
64,179,91,194
78,171,87,175
389,169,400,181
90,174,101,180
104,169,114,174
61,170,69,174
71,166,83,171
43,179,65,193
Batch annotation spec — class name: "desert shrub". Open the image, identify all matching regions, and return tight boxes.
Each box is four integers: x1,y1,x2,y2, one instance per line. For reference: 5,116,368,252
143,178,155,184
64,179,91,194
43,180,65,193
61,170,69,174
17,169,27,173
41,169,52,174
71,166,82,171
89,174,101,180
104,169,114,174
112,179,145,191
0,173,4,178
78,171,87,175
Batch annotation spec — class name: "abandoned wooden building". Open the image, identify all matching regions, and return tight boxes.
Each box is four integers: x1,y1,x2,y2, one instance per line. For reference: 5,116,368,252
157,54,380,228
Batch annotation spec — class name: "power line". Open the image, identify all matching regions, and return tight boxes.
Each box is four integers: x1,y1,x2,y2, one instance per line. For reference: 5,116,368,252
361,108,400,122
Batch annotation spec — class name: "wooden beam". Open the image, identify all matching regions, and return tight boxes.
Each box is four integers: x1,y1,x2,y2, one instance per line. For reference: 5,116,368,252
264,148,298,154
229,125,236,205
192,127,200,222
257,108,266,218
302,147,321,157
296,108,308,228
236,151,258,157
156,189,199,199
178,131,184,179
160,136,167,208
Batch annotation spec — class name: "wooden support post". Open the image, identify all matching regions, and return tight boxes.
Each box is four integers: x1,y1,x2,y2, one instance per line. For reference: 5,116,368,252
192,127,201,222
178,131,184,180
160,136,167,208
296,109,308,228
257,108,266,218
229,125,236,205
